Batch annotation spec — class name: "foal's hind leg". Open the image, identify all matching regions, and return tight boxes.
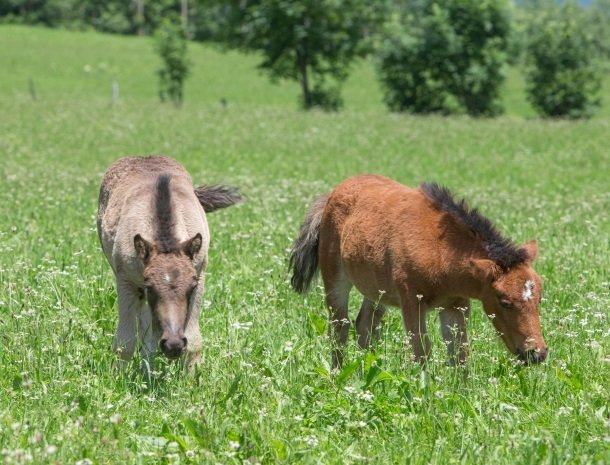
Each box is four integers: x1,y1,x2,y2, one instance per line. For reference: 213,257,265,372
355,298,386,350
439,298,470,365
322,265,353,369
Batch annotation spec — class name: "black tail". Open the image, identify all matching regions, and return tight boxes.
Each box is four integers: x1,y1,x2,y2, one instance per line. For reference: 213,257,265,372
289,194,329,294
194,184,243,213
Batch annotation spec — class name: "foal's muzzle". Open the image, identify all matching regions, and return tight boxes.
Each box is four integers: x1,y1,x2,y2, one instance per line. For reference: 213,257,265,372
518,347,547,365
160,336,187,359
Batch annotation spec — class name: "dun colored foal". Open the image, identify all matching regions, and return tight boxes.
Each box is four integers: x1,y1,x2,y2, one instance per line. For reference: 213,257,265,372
97,156,241,370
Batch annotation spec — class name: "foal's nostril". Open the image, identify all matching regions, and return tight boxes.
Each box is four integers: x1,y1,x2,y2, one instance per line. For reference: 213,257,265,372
182,337,188,347
532,347,548,363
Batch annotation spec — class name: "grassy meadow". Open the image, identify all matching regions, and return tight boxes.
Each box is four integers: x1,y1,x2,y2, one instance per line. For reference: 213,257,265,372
0,25,609,464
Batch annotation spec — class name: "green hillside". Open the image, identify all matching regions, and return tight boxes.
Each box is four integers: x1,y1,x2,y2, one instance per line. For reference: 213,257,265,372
7,24,608,116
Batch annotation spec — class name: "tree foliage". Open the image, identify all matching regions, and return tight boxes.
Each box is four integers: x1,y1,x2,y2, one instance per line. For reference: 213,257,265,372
0,0,185,35
377,0,511,116
589,0,610,60
525,3,602,118
220,0,384,111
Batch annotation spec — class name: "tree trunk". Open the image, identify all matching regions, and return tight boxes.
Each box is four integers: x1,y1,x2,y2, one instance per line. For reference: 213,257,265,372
181,0,188,32
297,50,311,109
297,15,312,109
135,0,144,36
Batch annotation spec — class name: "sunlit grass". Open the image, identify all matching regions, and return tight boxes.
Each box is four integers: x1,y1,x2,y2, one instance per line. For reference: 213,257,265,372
0,25,608,464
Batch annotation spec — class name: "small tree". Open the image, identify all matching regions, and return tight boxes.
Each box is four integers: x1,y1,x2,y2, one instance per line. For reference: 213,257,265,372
154,18,190,106
377,19,454,113
525,3,602,118
377,0,511,116
222,0,384,111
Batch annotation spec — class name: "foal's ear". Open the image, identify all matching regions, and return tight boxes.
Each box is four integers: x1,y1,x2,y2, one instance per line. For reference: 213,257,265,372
470,259,501,282
182,233,202,259
521,240,538,263
134,234,153,263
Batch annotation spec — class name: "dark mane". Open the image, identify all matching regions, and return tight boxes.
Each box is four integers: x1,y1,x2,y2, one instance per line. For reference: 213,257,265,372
420,182,528,269
154,174,179,253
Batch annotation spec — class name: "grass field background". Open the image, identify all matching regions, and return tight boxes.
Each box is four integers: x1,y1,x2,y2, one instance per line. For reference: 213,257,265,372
0,25,609,464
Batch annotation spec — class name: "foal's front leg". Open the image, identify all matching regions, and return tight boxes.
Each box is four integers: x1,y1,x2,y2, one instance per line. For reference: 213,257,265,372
439,298,470,365
138,303,161,372
400,294,431,363
184,273,205,373
113,278,140,366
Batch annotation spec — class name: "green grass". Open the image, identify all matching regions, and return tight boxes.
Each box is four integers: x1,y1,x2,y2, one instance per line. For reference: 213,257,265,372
0,25,609,464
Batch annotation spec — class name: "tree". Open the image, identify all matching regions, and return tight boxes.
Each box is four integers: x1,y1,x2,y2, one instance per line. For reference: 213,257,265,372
525,2,602,118
154,17,190,106
222,0,384,111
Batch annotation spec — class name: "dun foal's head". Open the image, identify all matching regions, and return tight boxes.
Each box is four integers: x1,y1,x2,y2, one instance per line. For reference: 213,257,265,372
134,233,202,359
472,241,547,364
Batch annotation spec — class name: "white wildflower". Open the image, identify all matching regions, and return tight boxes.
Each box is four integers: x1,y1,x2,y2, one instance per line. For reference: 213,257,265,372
229,440,240,450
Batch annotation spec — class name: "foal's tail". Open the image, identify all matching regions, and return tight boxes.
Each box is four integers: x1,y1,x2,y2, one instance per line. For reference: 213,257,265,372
289,194,330,294
194,184,243,213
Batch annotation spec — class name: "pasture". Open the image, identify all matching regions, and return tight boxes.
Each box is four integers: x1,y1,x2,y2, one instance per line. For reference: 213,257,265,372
0,25,609,464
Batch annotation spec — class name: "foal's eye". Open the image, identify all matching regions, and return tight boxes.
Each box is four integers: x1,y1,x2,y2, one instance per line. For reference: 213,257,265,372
499,299,514,310
186,278,198,295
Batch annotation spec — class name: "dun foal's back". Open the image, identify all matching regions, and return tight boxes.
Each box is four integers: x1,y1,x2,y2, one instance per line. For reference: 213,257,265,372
97,156,241,370
290,175,547,367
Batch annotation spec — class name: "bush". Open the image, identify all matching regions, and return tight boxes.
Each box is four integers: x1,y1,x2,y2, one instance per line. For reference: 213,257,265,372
91,3,131,34
154,18,190,106
377,0,511,117
525,3,602,119
589,0,610,60
377,25,453,113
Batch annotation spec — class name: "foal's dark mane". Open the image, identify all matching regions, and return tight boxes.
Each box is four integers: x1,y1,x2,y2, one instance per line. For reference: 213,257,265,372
154,174,179,253
420,182,528,269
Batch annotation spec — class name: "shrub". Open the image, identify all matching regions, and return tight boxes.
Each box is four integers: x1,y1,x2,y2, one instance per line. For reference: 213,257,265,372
377,0,511,117
377,25,453,114
525,4,602,119
589,0,610,60
154,18,190,106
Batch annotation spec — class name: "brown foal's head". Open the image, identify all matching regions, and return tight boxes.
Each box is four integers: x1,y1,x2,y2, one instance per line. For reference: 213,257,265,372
472,240,547,364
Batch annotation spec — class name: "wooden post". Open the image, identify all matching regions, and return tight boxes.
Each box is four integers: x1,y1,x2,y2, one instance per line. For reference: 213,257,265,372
28,77,36,101
112,81,119,105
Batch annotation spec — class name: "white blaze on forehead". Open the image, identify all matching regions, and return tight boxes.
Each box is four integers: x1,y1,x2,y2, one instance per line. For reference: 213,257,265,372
522,280,534,301
163,273,171,284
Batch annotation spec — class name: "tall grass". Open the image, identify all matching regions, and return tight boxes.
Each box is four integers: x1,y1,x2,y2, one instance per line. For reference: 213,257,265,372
0,25,608,464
